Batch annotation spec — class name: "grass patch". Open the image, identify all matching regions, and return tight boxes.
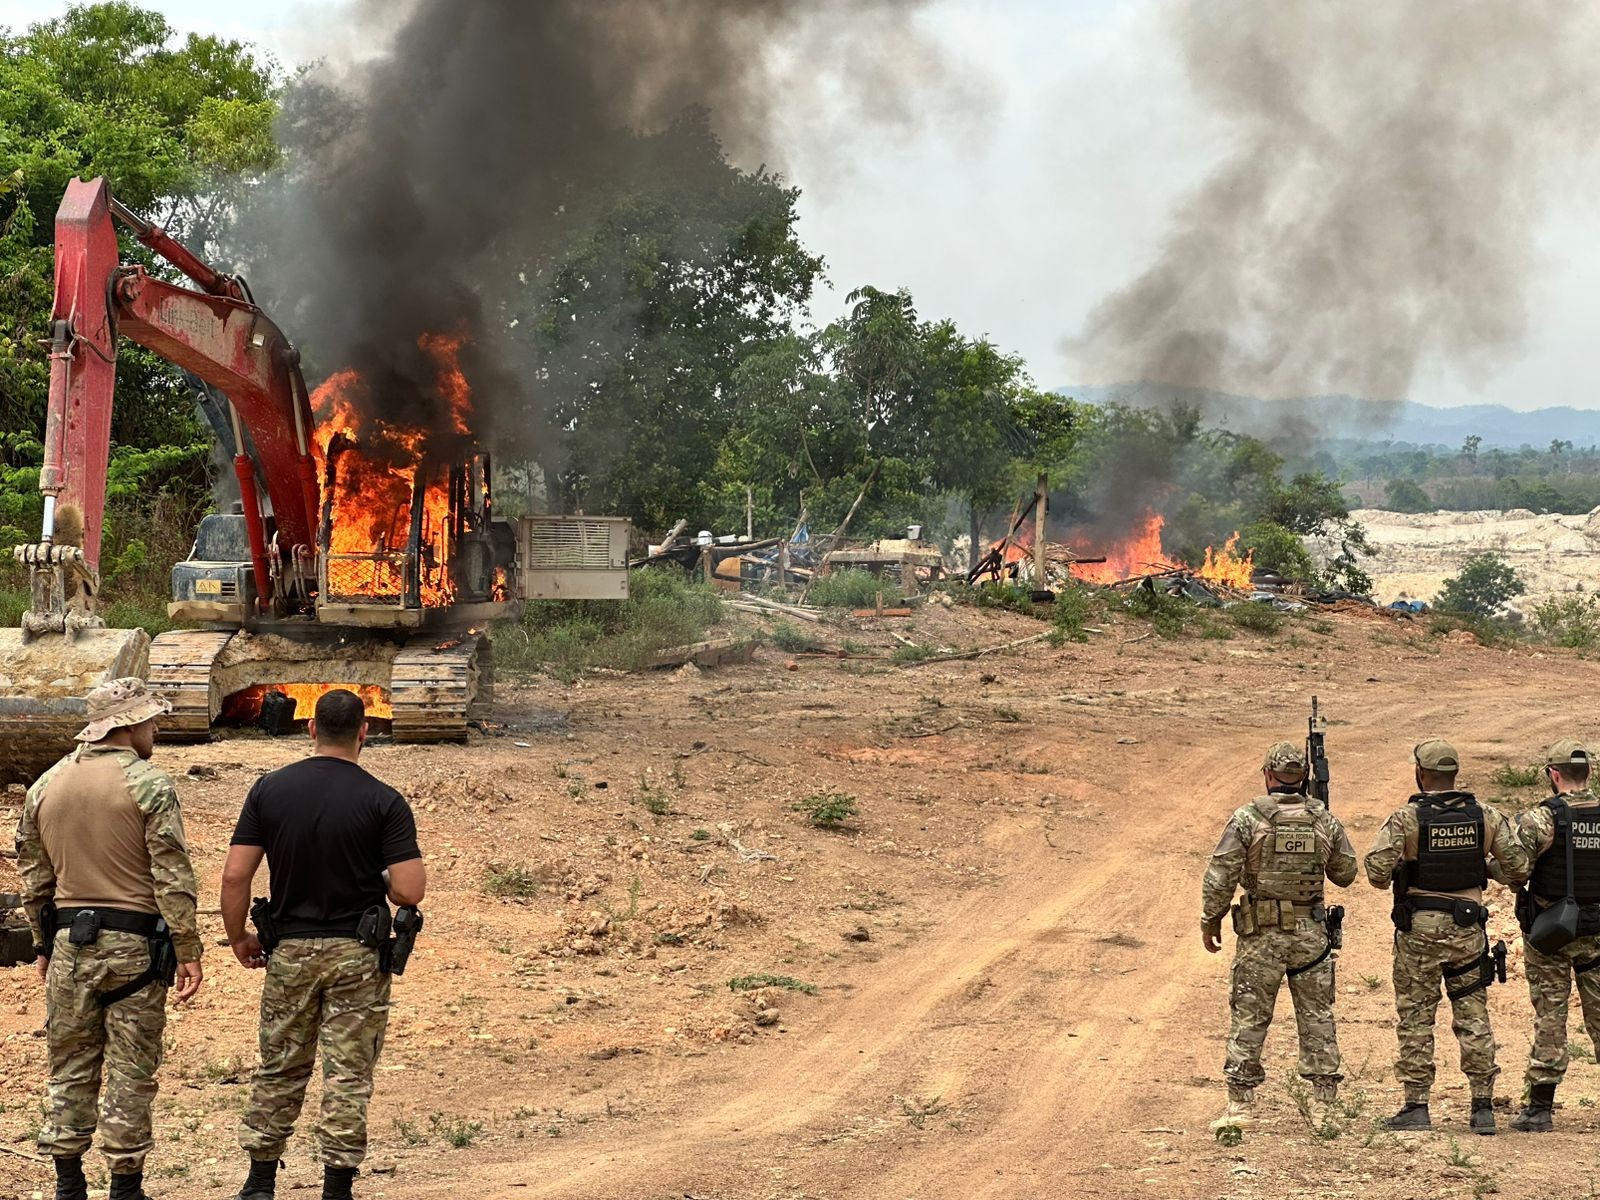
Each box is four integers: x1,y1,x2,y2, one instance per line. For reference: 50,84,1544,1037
891,641,935,663
727,973,817,995
768,620,823,653
429,1113,483,1149
394,1118,429,1146
483,863,540,901
794,792,859,828
634,778,671,817
808,569,888,609
1226,601,1288,634
496,569,722,675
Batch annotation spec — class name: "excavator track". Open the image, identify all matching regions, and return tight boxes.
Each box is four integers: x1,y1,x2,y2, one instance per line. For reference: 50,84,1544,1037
391,632,493,742
148,629,236,742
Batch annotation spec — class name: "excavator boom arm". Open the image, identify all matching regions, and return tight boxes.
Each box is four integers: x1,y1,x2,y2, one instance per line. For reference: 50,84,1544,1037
40,177,319,606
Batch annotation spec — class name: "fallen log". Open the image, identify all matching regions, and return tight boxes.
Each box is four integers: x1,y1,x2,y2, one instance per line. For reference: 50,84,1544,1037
897,630,1055,666
729,596,825,622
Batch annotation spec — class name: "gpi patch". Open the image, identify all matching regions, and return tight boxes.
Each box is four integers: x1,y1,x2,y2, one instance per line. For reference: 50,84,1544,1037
1274,826,1316,856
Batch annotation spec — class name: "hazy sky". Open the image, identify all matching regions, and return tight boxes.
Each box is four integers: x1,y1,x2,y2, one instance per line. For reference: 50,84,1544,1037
5,0,1596,412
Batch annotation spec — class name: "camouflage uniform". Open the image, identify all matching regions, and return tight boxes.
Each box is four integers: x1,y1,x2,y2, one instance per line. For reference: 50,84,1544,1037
16,743,201,1174
1364,768,1529,1106
1515,781,1600,1090
1203,743,1358,1105
238,940,391,1168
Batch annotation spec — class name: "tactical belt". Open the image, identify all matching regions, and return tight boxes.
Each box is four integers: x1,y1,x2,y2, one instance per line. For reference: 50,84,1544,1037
1403,895,1487,926
54,907,165,937
54,907,175,1007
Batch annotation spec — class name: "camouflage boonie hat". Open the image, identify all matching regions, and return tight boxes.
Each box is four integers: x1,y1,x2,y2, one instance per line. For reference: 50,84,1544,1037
1414,739,1460,772
1263,741,1308,778
76,677,171,742
1546,739,1590,769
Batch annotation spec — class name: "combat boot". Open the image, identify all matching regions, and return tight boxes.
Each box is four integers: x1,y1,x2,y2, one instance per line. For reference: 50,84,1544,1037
1470,1097,1496,1135
108,1171,149,1200
1309,1083,1339,1127
1511,1083,1556,1133
236,1158,282,1200
322,1166,358,1200
53,1156,87,1200
1384,1101,1431,1131
1209,1093,1256,1133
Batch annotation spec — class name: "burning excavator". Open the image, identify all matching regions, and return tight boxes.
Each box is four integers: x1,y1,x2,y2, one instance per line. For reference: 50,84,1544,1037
0,178,629,783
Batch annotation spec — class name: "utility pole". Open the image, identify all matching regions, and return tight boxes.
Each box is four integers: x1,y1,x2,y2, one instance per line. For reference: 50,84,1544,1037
1033,473,1048,590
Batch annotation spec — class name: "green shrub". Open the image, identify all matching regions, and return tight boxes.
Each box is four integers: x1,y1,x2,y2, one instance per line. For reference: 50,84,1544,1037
808,569,887,608
890,642,934,663
973,581,1034,615
1239,521,1316,583
483,864,539,900
0,588,26,627
1532,594,1600,649
1383,478,1433,514
1437,553,1526,617
1051,582,1097,644
795,792,859,827
727,973,817,994
768,620,823,653
1227,602,1288,634
1489,763,1542,789
1427,612,1518,647
428,1114,483,1149
1124,586,1196,638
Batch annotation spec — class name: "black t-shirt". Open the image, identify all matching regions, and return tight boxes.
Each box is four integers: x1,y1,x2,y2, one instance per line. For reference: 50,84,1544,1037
231,756,420,925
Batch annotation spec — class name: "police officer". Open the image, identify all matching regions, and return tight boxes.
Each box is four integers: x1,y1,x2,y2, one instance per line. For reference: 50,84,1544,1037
14,679,204,1200
1508,739,1600,1132
1364,739,1530,1134
220,690,424,1200
1202,741,1357,1131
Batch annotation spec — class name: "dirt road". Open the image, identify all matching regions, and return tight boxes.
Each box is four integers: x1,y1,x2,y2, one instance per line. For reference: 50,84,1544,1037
4,603,1600,1200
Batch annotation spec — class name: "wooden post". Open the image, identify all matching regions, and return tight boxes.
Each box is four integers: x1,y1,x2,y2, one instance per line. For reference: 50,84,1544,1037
1033,473,1048,589
700,547,714,585
745,487,754,541
778,542,790,590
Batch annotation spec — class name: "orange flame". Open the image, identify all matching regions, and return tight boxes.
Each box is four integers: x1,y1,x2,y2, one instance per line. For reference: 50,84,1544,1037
307,332,476,608
222,683,393,722
1065,513,1255,588
1069,513,1174,584
1198,531,1255,588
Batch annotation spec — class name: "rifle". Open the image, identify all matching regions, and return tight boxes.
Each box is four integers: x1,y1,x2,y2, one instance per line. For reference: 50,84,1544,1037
1307,696,1330,808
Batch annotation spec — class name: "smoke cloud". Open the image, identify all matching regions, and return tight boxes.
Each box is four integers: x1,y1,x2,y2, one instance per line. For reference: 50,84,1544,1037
1069,1,1600,406
243,0,966,460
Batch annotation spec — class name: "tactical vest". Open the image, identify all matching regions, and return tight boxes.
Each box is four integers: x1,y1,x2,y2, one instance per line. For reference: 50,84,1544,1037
1409,792,1487,894
1249,795,1325,905
1530,796,1600,905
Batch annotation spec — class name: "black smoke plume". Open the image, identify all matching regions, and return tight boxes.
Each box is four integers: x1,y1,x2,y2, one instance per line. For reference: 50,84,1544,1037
242,0,960,458
1070,1,1600,408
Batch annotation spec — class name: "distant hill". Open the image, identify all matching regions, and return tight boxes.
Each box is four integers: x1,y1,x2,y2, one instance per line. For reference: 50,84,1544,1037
1059,383,1600,449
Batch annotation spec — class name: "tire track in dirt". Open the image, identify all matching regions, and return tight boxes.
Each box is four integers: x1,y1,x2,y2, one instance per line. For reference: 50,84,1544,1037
435,665,1600,1199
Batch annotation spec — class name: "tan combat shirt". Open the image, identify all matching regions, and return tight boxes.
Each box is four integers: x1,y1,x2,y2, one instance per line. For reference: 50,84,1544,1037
1363,792,1530,903
14,744,202,962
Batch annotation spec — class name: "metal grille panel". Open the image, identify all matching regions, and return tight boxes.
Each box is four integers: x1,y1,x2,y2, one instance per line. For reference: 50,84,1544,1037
522,518,625,569
324,554,407,605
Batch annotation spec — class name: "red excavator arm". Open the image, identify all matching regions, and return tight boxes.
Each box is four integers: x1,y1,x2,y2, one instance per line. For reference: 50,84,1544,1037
33,177,319,619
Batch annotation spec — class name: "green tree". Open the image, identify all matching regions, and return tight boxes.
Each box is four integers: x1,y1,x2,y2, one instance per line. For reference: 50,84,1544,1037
1383,478,1432,513
0,2,281,443
1437,552,1526,617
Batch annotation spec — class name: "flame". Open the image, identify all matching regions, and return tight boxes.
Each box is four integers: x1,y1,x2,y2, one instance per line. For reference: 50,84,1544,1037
222,683,393,722
1069,514,1174,584
1065,512,1255,588
1198,531,1255,588
307,332,476,608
